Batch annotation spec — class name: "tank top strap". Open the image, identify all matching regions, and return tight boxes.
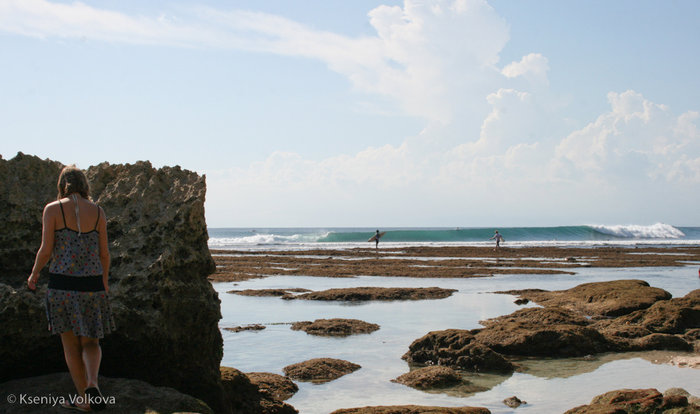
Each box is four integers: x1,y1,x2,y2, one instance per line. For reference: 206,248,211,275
58,201,67,228
94,205,101,231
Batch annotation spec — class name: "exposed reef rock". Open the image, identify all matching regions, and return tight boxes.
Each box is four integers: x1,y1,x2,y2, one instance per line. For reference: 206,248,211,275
291,318,380,336
402,329,515,373
224,324,266,333
0,372,213,414
330,406,491,414
283,358,361,383
391,366,461,389
0,153,222,410
564,388,700,413
474,307,610,357
499,280,672,317
246,372,299,401
220,367,298,414
404,281,698,372
293,287,457,301
503,396,526,408
227,288,311,298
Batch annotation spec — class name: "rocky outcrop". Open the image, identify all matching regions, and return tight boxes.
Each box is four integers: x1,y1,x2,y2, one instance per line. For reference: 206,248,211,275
564,388,700,413
283,358,361,383
391,366,461,389
503,396,526,408
227,288,311,298
474,307,610,357
291,318,380,336
0,154,222,410
293,287,457,301
330,406,491,414
220,367,298,414
246,372,299,401
224,324,267,333
0,372,213,414
402,329,515,373
499,280,672,317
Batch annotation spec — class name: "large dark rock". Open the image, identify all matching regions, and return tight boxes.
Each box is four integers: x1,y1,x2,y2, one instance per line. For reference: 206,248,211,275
402,329,515,373
0,154,223,411
564,388,699,413
0,373,213,413
474,307,609,357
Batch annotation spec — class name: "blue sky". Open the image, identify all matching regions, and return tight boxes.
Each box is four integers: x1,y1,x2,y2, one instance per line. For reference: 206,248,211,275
1,0,699,227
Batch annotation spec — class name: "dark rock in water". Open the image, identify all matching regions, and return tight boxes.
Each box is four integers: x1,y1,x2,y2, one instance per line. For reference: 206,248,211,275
474,307,609,357
564,388,700,413
331,405,491,414
514,298,529,305
246,372,299,401
503,280,671,317
291,318,380,337
402,329,515,373
391,366,461,389
221,367,298,414
0,372,213,413
503,396,526,408
225,324,266,333
283,358,361,383
0,154,223,410
293,286,457,301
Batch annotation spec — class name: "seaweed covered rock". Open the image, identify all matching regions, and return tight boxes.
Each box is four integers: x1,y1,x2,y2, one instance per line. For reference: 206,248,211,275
391,366,461,389
0,154,222,410
293,287,457,301
291,318,380,337
564,388,699,413
402,329,515,373
474,307,609,357
502,280,672,317
283,358,361,383
246,372,299,401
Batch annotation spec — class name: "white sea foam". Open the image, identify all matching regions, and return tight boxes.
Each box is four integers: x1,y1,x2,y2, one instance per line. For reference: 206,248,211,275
589,223,685,239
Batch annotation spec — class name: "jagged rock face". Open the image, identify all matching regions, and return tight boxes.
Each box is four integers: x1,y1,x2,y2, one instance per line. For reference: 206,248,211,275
0,153,222,411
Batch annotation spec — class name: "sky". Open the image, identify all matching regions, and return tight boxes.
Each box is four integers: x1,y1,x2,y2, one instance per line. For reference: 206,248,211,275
1,0,699,227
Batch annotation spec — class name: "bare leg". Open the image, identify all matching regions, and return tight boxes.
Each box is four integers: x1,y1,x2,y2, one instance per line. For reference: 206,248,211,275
80,337,102,388
60,332,89,409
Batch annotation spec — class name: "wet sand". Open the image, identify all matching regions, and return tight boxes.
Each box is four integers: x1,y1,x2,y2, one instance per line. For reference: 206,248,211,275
209,245,700,282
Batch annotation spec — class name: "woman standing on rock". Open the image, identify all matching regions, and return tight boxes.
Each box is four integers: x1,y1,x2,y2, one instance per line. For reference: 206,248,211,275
27,165,115,412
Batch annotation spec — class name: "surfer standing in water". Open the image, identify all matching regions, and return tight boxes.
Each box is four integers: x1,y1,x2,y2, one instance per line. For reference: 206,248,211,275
490,230,505,250
375,229,381,249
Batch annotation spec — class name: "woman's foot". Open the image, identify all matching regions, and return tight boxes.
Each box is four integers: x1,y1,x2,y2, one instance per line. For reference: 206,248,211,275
84,387,106,411
61,400,90,412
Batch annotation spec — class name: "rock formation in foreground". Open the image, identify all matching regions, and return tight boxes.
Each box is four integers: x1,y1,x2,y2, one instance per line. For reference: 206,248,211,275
220,367,298,414
246,372,299,401
0,373,213,414
391,366,461,389
291,318,380,336
0,153,223,410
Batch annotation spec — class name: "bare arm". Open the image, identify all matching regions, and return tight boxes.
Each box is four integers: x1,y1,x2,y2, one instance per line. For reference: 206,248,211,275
27,204,56,290
98,207,111,293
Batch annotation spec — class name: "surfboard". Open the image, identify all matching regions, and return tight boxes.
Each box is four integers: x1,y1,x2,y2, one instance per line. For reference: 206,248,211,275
368,232,386,242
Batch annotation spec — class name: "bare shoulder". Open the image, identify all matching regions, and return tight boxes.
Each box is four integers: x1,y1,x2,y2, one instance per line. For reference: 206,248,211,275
43,200,61,213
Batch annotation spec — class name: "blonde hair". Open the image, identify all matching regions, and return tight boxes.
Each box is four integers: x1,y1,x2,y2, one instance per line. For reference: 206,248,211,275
57,165,90,200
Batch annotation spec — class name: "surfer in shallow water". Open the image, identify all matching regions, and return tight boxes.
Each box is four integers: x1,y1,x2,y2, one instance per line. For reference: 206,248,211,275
375,229,381,249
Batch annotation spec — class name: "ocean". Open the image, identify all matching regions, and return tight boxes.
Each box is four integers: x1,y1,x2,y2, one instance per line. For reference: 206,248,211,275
208,223,700,250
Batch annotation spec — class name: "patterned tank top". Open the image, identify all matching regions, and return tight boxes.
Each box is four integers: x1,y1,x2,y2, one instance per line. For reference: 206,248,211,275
48,200,103,276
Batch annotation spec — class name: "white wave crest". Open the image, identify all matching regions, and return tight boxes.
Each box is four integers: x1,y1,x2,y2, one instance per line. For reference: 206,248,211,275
589,223,685,239
208,232,329,247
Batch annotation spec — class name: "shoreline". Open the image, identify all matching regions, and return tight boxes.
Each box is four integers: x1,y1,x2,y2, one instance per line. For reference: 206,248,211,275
209,245,700,282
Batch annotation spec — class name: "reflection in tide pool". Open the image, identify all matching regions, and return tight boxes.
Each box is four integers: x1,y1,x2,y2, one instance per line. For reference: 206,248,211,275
215,265,700,414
